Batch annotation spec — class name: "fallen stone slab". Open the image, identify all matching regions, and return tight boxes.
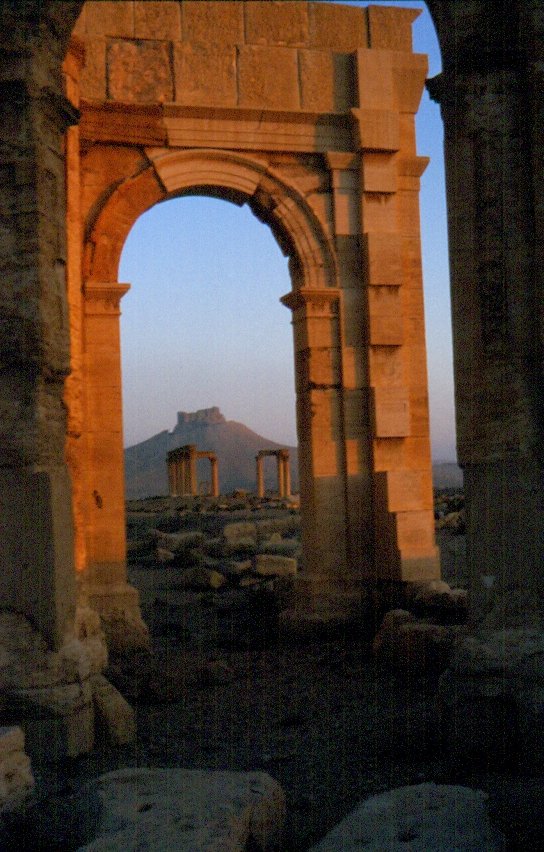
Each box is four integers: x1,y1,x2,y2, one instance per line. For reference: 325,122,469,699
76,767,285,851
373,609,461,675
310,783,505,851
91,675,136,746
255,554,297,577
439,628,544,770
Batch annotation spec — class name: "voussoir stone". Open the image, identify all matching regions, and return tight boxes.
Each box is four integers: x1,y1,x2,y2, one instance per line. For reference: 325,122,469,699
76,767,285,851
310,783,505,851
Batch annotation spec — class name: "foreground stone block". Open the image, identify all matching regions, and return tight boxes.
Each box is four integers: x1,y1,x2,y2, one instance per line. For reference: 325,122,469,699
311,783,505,851
439,629,544,771
255,554,297,577
373,609,460,675
0,727,34,813
76,768,285,851
91,674,136,746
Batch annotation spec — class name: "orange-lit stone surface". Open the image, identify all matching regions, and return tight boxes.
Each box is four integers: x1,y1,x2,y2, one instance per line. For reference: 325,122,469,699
68,0,440,626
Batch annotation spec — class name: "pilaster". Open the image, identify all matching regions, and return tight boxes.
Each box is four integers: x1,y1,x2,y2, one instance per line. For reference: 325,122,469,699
83,280,148,651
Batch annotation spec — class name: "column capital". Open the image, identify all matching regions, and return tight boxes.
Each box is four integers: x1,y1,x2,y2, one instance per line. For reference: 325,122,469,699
326,152,359,173
84,282,131,316
281,288,341,315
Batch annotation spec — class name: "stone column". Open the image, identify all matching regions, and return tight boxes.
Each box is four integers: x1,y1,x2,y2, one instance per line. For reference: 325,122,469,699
281,289,351,604
0,70,79,649
428,1,544,622
174,457,183,497
167,457,176,497
182,445,197,495
281,450,291,498
210,456,219,497
276,452,285,498
83,281,148,650
256,454,265,498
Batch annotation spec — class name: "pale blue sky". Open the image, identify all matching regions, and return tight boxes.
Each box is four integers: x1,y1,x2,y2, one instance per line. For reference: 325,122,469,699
119,1,456,460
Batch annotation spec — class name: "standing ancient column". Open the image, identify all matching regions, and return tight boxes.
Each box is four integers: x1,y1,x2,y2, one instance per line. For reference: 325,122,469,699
210,456,220,497
276,452,285,498
256,454,265,499
281,450,291,499
0,30,80,649
83,282,148,649
182,445,197,495
428,0,544,621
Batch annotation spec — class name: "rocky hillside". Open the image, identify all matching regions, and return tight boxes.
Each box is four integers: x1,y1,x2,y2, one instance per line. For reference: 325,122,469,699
124,407,299,498
125,407,461,498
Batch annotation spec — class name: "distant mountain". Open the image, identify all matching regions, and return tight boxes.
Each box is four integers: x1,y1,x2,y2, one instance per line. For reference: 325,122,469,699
432,461,463,490
124,407,299,498
125,407,462,498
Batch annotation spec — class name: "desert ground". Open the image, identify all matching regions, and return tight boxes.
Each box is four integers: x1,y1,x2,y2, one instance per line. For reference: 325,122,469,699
6,494,543,850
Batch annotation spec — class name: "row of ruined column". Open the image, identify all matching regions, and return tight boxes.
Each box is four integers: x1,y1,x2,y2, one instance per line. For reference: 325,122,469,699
166,445,292,499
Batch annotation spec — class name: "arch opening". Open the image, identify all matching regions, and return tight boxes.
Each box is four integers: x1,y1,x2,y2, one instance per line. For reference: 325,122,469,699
119,193,299,499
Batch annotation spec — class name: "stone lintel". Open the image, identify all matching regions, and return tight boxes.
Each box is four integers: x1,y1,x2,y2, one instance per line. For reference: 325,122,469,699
84,281,131,316
80,100,354,153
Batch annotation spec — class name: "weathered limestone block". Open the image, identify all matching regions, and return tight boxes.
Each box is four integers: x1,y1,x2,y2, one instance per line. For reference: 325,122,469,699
223,522,257,546
255,555,297,578
0,612,99,691
0,727,34,813
311,783,505,851
107,39,174,103
134,1,181,41
181,1,244,46
238,46,300,110
180,566,227,590
439,629,544,771
245,1,309,47
255,517,300,541
9,681,94,761
91,674,136,746
373,609,460,674
174,43,237,108
308,3,367,51
410,580,468,624
76,768,285,851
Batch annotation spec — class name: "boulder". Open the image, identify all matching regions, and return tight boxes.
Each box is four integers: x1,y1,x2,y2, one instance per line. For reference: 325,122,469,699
255,555,297,577
373,609,458,675
0,727,34,813
76,768,285,851
411,580,468,624
91,675,136,746
180,566,226,590
310,783,505,851
439,629,544,771
223,522,257,546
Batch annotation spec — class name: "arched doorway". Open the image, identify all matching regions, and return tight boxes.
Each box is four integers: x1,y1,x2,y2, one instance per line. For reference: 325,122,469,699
64,1,440,641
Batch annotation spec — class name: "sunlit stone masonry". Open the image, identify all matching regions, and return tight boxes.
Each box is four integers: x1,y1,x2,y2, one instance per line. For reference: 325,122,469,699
66,0,439,629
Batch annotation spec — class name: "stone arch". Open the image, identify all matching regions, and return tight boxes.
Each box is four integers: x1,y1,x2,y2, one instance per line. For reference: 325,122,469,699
84,148,338,292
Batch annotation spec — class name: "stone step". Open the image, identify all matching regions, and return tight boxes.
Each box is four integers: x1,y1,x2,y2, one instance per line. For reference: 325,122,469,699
310,783,505,851
76,768,285,851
